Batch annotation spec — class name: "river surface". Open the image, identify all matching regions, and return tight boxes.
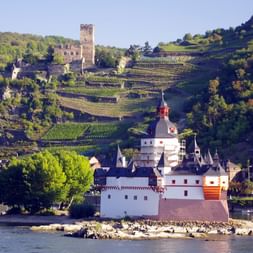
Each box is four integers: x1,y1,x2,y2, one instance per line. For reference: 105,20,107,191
0,226,253,253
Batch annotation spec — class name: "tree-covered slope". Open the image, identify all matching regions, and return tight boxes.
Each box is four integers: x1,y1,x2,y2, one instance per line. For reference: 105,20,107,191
180,17,253,163
0,32,78,70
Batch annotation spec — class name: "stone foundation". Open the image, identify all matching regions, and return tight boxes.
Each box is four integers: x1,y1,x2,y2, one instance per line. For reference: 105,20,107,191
158,199,229,222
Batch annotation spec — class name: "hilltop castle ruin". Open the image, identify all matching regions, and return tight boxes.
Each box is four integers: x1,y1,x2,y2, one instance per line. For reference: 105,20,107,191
54,24,95,72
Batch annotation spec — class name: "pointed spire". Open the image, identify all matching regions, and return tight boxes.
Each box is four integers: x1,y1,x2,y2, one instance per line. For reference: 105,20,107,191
127,160,137,173
193,134,201,159
160,90,167,107
213,149,219,160
158,152,170,167
200,154,206,165
205,149,214,165
157,90,169,118
194,134,199,149
115,145,126,168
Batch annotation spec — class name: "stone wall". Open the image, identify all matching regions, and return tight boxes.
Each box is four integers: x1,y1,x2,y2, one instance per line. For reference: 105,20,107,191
54,44,81,64
57,91,119,103
158,199,229,222
86,81,124,89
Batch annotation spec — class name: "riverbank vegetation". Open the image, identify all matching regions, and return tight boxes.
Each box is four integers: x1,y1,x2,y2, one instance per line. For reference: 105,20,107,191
0,150,93,214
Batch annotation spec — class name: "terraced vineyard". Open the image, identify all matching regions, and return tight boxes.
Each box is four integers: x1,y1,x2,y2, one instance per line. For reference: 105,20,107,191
57,57,198,120
42,123,89,140
42,122,132,141
59,96,156,118
41,55,216,157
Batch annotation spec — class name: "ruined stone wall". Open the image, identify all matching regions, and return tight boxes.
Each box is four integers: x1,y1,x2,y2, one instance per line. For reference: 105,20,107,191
54,44,81,64
80,24,95,67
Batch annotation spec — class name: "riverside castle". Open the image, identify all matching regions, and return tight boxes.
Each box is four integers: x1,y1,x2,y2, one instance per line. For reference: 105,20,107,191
94,93,229,222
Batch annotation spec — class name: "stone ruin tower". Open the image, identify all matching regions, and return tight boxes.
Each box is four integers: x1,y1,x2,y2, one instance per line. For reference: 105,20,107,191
80,24,95,68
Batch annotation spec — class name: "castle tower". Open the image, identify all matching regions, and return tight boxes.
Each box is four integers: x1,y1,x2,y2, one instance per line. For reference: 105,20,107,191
80,24,95,67
137,92,180,167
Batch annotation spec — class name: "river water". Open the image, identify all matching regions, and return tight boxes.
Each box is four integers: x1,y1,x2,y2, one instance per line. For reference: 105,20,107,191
0,226,253,253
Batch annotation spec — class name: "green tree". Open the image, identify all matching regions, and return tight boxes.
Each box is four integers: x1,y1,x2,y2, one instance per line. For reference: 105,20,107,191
241,180,253,196
54,150,93,208
53,52,65,64
142,41,153,56
0,151,66,213
183,33,192,41
125,44,141,61
46,45,54,62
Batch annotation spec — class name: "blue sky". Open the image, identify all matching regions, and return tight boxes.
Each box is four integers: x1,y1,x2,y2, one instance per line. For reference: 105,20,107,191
1,0,252,48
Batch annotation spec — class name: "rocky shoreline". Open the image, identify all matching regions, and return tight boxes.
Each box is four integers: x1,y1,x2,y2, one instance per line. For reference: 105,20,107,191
31,219,253,240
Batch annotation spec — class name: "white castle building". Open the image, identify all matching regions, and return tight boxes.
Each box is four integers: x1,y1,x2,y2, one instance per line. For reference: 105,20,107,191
94,93,229,221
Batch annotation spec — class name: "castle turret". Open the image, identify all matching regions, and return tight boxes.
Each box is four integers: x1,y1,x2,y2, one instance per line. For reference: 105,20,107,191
137,92,180,167
156,91,170,119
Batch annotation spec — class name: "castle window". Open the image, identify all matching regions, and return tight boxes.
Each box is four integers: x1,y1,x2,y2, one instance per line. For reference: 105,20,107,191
64,52,68,55
144,196,148,201
144,141,147,144
184,179,188,184
150,141,152,144
160,141,163,144
125,195,128,200
108,194,111,199
172,180,176,184
222,181,226,184
76,52,79,55
184,190,188,197
71,52,74,55
210,181,214,184
134,195,137,200
195,180,200,184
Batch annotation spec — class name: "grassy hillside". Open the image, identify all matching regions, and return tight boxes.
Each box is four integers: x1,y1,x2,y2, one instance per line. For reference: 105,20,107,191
1,16,253,164
158,16,253,53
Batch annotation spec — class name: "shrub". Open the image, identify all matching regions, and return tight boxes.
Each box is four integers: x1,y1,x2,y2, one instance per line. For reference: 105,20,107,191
36,209,56,216
6,207,23,215
69,203,95,219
